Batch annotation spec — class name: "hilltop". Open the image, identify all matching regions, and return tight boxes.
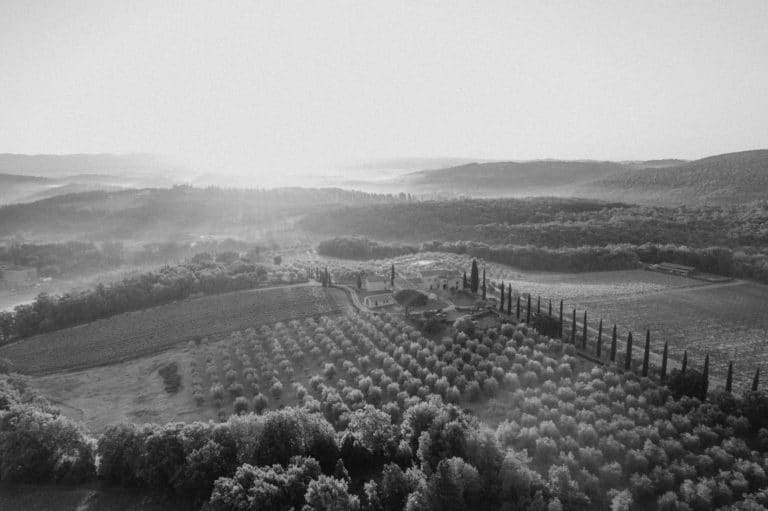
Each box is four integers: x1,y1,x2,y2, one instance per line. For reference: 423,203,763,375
581,149,768,205
398,160,630,196
394,150,768,205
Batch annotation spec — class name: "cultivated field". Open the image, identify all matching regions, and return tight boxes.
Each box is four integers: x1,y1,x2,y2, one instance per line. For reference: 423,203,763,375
0,284,347,374
291,251,768,390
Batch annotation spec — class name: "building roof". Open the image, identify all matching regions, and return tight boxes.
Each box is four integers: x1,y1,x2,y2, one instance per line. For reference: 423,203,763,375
421,269,461,278
366,276,388,282
364,293,394,300
657,262,695,272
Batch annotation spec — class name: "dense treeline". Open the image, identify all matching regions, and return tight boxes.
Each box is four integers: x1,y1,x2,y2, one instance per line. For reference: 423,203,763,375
0,257,277,343
300,198,768,248
318,237,418,260
303,199,768,282
424,242,640,272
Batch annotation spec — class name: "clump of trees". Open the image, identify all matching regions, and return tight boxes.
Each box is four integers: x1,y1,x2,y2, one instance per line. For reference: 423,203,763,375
0,258,273,343
317,237,418,260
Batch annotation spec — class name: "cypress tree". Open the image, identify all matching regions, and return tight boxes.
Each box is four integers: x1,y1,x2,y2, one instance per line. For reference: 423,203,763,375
507,285,512,316
463,272,468,290
701,353,710,400
582,311,588,349
516,296,520,319
537,296,541,315
548,299,552,316
326,267,331,286
526,294,531,323
752,366,761,391
725,361,733,393
624,332,633,371
470,260,479,293
661,342,668,382
571,309,576,344
356,273,362,290
559,300,564,338
482,268,487,300
681,351,688,374
391,264,395,287
610,324,617,362
642,329,651,377
596,319,603,358
499,281,505,312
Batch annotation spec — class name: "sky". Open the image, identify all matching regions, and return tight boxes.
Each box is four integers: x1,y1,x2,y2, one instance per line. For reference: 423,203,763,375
1,0,767,180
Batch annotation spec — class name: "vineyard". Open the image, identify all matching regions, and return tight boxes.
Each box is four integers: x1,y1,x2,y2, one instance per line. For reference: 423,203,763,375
176,310,768,508
0,285,346,374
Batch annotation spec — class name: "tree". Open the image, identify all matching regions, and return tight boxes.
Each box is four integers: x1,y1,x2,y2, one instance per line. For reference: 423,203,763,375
624,332,633,370
357,274,363,290
481,268,486,300
379,463,410,511
470,260,479,293
642,330,651,377
463,272,468,290
661,342,669,382
610,324,617,362
394,289,428,316
499,281,505,312
304,475,360,511
425,457,482,511
701,353,710,400
507,285,512,316
391,264,395,288
596,319,603,358
725,361,734,393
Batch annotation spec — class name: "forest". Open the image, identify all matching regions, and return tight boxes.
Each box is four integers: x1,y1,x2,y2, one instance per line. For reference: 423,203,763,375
304,199,768,282
318,238,418,260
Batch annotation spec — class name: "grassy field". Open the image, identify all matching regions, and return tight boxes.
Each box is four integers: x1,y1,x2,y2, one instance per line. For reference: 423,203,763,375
0,284,347,375
570,280,768,391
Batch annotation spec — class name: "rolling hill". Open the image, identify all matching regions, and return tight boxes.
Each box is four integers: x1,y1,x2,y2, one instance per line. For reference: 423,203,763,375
581,149,768,205
398,160,631,196
0,154,180,205
394,150,768,205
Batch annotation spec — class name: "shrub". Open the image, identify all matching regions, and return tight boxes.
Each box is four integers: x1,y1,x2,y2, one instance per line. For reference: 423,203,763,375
233,396,249,415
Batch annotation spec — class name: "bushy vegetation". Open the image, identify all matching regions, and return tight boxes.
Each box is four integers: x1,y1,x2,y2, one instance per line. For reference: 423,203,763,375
318,237,418,260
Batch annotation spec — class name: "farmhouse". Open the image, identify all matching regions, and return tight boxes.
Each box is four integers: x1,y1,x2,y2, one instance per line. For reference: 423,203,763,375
364,275,390,292
363,293,395,308
0,265,38,287
649,262,696,277
420,269,462,290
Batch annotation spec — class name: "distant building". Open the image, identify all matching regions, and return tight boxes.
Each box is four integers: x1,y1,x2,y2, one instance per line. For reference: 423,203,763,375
649,262,696,277
0,265,38,287
363,293,395,308
420,269,462,290
364,275,390,292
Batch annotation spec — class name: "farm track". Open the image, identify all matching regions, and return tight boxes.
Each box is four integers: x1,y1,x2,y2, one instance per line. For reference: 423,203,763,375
0,284,348,375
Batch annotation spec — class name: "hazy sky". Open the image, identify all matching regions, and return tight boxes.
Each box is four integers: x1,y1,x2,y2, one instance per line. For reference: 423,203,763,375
1,0,767,177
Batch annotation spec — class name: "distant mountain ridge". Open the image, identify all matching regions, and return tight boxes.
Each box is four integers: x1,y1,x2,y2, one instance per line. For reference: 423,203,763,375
0,154,180,205
399,160,634,196
583,149,768,205
396,150,768,205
